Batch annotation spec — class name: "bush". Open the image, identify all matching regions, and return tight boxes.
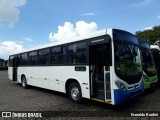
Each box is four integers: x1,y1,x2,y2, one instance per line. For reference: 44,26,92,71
0,67,8,71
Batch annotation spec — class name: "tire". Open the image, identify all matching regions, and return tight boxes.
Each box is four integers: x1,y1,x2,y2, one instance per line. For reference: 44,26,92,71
68,82,82,103
21,76,27,89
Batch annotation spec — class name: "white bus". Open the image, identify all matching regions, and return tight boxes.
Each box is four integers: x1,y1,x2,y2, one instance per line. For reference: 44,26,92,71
8,28,144,105
150,45,160,84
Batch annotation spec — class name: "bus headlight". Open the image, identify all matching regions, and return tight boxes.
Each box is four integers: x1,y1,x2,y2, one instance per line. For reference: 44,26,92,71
115,81,127,92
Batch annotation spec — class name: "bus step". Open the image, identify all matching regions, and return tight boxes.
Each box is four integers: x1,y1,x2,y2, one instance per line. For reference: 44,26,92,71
96,96,104,100
97,89,104,92
96,84,104,89
95,80,104,83
96,90,104,99
96,93,104,99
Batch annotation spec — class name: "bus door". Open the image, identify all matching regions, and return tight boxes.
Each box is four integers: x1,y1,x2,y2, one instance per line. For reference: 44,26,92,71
89,43,111,102
13,57,19,81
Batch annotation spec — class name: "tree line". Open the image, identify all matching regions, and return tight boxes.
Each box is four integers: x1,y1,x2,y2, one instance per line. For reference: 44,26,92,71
135,25,160,44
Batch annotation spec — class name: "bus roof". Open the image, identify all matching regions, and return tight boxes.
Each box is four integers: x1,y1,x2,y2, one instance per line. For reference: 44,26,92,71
10,28,110,56
150,45,160,50
139,41,150,49
10,28,137,56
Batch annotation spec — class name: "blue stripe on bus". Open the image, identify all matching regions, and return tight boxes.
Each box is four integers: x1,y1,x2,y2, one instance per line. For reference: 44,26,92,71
114,85,144,105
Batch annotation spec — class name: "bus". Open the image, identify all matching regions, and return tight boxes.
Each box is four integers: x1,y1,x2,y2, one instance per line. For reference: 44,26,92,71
8,28,144,105
0,58,4,66
139,41,158,89
150,45,160,84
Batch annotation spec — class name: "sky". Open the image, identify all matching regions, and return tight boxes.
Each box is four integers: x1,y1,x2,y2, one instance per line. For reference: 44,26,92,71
0,0,160,60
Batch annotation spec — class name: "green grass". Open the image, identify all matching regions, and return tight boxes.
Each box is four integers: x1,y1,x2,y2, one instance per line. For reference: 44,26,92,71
0,67,8,71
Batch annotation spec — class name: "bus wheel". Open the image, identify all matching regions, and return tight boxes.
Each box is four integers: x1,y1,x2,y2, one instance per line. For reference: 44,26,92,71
68,82,82,103
21,76,27,89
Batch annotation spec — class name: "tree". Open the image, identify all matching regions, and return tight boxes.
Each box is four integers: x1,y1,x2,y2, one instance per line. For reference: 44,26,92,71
135,25,160,44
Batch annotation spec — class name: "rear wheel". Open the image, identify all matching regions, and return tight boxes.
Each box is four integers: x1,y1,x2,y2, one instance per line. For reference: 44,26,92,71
68,82,82,103
21,76,27,89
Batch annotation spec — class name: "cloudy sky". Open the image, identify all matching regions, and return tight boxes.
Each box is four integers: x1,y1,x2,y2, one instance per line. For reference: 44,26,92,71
0,0,160,59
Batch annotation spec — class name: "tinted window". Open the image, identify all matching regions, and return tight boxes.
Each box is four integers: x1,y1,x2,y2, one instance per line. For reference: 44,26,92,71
113,29,139,45
139,41,150,49
29,51,37,65
50,46,65,64
9,56,14,67
38,48,50,65
67,42,86,64
20,53,28,65
51,56,64,64
38,48,49,56
51,46,65,55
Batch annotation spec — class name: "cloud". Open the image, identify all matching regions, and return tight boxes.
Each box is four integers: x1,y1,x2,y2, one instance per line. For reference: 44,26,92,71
129,0,152,8
143,26,153,30
80,12,99,16
49,22,78,42
22,37,34,42
0,41,24,60
156,15,160,19
0,0,26,28
49,21,97,42
75,21,97,36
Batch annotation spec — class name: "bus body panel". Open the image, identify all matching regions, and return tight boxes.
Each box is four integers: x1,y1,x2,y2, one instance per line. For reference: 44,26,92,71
144,75,158,89
111,69,143,105
9,66,90,99
113,85,144,105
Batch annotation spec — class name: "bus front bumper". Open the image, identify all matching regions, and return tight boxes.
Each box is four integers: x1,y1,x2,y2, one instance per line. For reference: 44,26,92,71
113,85,144,105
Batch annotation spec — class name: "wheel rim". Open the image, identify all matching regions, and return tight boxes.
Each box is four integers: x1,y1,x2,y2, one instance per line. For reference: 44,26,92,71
71,87,80,101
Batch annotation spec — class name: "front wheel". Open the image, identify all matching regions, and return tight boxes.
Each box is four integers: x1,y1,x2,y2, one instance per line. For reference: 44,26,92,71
68,82,82,103
21,76,27,89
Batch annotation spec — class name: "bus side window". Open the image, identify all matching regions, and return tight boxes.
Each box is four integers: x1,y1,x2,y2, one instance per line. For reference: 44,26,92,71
50,46,65,65
29,51,37,66
68,42,86,64
73,55,79,64
46,60,49,65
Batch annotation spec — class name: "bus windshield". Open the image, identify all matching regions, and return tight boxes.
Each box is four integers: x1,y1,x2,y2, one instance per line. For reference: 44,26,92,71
114,41,142,84
141,49,156,77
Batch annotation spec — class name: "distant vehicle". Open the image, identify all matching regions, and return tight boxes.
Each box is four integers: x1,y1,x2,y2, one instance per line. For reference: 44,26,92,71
0,58,4,66
4,60,8,67
150,45,160,84
8,28,144,105
139,41,158,89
